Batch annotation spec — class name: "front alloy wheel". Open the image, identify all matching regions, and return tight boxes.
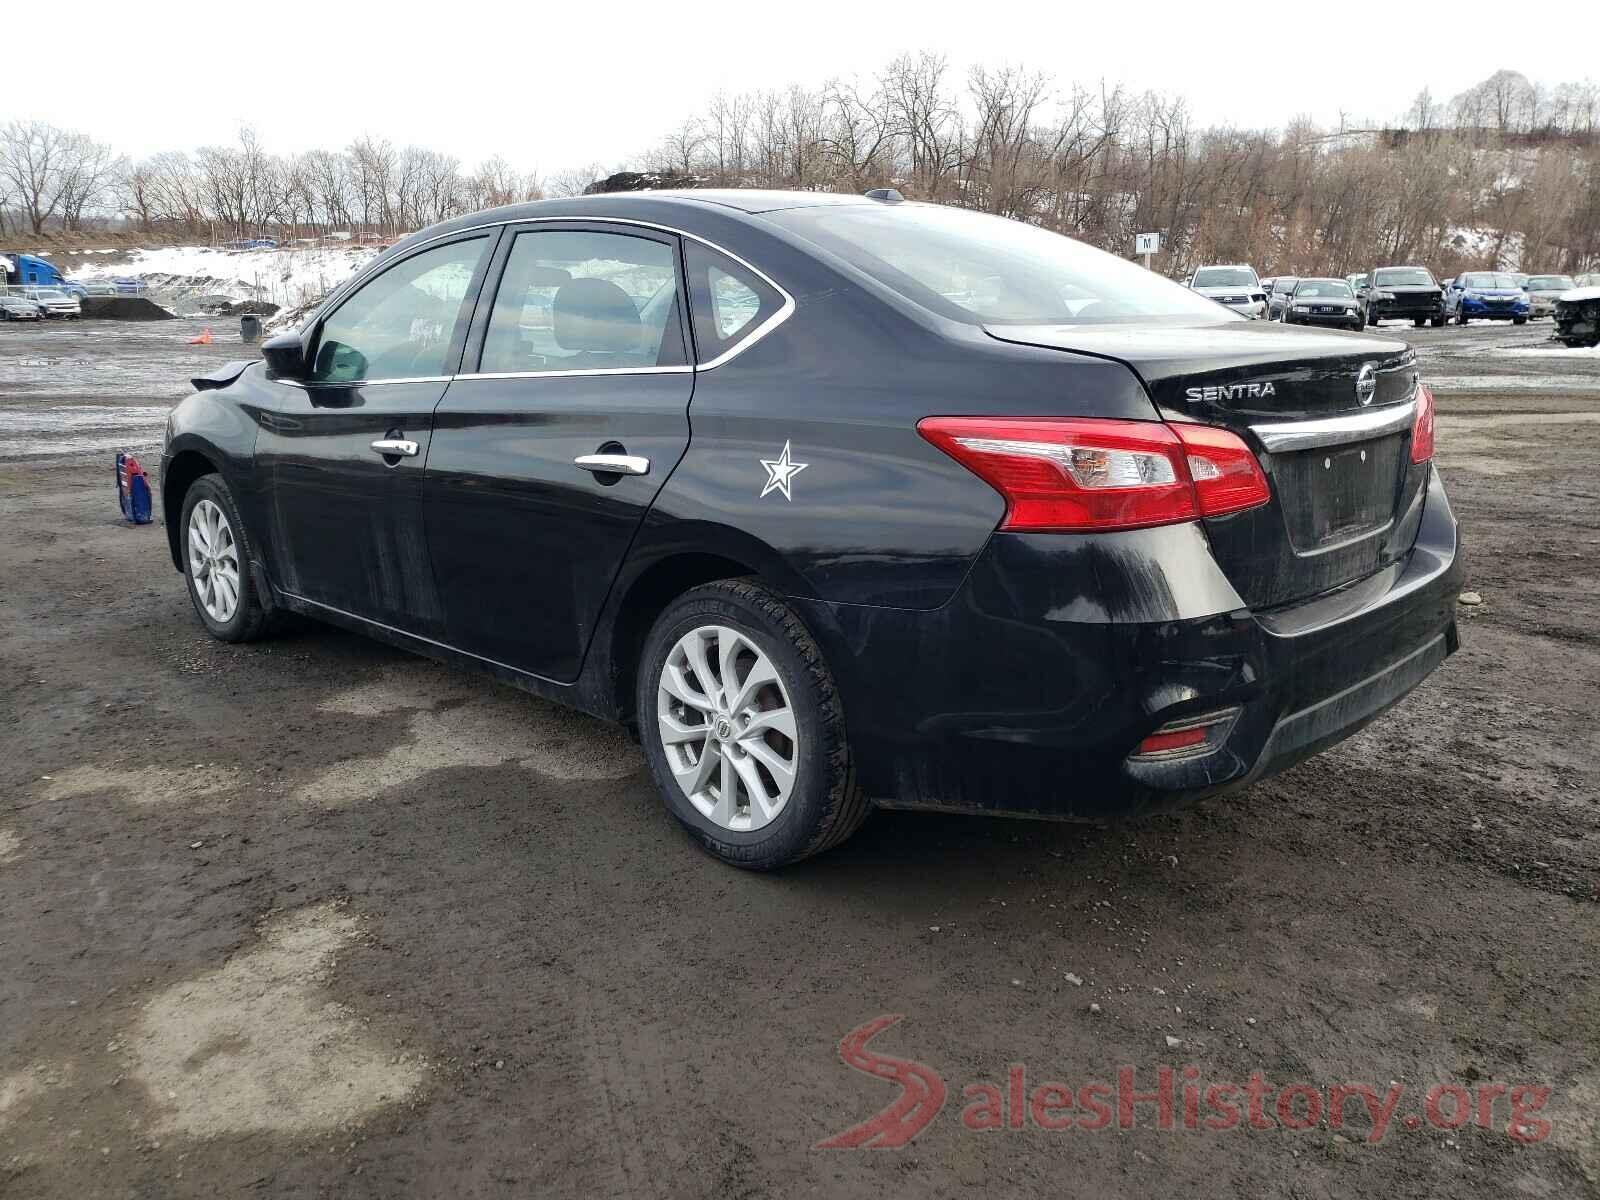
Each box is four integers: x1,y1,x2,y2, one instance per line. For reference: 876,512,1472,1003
187,498,241,624
179,474,270,642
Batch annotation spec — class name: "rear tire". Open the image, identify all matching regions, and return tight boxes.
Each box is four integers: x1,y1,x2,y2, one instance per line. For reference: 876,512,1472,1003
1431,315,1445,327
637,579,870,869
179,474,271,643
1513,316,1527,326
1413,318,1426,328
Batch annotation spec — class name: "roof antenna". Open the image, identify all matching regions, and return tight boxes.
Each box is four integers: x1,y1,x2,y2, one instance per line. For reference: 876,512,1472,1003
864,188,905,203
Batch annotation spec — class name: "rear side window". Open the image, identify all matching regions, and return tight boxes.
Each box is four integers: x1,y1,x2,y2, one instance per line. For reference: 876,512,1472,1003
684,242,785,364
479,230,686,374
311,237,487,383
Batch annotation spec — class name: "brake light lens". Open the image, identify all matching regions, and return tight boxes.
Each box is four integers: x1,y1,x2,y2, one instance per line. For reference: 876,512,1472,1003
1410,383,1435,463
918,417,1270,532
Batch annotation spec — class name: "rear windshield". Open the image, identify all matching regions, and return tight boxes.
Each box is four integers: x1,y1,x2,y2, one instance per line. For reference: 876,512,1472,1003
1527,275,1575,290
1460,273,1521,288
1374,268,1435,287
1191,267,1257,288
768,203,1234,326
1294,280,1352,297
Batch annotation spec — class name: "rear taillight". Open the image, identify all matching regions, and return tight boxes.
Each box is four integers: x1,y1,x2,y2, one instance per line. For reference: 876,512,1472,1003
918,417,1270,533
1410,384,1435,463
1170,423,1273,517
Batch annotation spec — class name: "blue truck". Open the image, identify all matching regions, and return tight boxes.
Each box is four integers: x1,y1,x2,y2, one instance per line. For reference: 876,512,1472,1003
0,252,88,298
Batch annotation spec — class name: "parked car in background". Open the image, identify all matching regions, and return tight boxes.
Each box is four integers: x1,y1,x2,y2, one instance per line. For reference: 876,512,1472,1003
159,190,1459,868
1524,274,1576,318
23,287,82,318
1265,276,1300,320
1444,272,1529,325
1508,272,1530,289
1553,286,1600,347
1362,267,1444,327
1574,273,1600,288
1185,264,1267,318
0,293,43,321
1283,278,1364,331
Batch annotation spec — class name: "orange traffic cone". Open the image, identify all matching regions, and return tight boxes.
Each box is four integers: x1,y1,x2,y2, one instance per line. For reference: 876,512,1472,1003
188,327,214,345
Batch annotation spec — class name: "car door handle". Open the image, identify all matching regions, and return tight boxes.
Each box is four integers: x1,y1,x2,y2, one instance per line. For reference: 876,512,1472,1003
370,438,419,457
574,453,650,476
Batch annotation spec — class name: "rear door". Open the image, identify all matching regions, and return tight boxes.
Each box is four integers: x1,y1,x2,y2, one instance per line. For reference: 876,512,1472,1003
257,232,495,635
421,223,694,682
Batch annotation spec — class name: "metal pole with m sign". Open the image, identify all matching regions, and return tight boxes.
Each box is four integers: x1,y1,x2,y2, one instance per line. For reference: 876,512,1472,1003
1135,232,1161,271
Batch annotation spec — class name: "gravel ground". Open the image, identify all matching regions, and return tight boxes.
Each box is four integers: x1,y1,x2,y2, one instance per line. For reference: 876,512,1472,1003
1,317,1596,1199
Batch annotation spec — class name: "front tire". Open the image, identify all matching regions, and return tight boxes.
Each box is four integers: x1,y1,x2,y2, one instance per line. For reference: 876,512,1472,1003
180,474,271,643
1513,315,1527,326
637,580,870,869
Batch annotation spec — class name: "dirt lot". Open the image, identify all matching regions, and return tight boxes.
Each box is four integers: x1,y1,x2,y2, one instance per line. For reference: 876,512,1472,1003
1,317,1597,1198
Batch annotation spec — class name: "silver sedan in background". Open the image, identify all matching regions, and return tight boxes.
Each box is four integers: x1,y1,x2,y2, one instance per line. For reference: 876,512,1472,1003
1525,274,1577,318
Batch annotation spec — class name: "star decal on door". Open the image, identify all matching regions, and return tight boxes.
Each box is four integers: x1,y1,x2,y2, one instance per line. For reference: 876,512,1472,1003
759,440,809,501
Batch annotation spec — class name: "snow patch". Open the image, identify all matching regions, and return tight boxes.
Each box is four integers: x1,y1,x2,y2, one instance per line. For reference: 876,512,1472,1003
71,245,378,310
0,829,19,863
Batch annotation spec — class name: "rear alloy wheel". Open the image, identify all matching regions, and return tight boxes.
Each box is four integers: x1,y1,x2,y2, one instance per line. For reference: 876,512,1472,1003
180,474,270,643
639,580,870,869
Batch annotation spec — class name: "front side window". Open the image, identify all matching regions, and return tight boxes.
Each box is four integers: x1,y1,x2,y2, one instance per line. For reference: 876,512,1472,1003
479,230,685,374
311,237,487,382
770,203,1232,326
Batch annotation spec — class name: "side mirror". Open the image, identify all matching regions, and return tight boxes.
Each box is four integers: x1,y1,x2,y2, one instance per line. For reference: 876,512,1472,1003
261,330,307,380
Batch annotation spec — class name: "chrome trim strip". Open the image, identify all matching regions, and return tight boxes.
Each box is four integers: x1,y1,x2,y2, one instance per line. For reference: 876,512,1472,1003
285,375,454,388
455,365,692,381
322,214,797,372
1251,400,1417,453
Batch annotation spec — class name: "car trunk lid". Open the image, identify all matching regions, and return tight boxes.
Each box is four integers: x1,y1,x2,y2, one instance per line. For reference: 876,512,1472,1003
984,321,1428,609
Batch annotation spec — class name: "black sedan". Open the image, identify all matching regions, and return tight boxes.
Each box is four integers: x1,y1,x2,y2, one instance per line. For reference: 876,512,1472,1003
1282,277,1365,331
1363,266,1446,327
161,191,1461,869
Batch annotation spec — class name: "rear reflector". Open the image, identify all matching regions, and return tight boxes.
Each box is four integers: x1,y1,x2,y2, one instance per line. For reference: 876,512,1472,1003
1136,726,1209,755
1410,384,1435,463
918,417,1270,532
1129,708,1241,762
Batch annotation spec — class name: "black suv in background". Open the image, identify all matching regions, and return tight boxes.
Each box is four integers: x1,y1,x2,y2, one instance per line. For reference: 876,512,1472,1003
161,191,1461,869
1362,266,1445,327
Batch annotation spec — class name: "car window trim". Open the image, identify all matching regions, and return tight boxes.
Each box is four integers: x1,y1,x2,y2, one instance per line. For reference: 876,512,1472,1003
303,228,501,387
321,215,795,375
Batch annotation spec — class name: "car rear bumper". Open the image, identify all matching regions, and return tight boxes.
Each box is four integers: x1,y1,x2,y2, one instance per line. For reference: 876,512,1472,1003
797,465,1462,820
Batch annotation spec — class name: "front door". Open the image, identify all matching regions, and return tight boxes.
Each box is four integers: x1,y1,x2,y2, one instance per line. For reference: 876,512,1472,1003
423,224,694,682
257,232,495,635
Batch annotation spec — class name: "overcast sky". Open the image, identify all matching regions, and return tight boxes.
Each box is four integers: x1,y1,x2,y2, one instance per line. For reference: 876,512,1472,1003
11,2,1590,172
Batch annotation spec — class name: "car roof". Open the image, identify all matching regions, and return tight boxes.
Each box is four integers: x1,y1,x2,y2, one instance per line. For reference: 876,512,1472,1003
378,189,883,263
